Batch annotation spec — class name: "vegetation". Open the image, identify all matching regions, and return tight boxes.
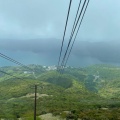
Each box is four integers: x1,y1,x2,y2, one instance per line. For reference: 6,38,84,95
0,64,120,119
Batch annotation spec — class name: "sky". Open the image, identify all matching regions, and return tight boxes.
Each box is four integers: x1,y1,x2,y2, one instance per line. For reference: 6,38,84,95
0,0,120,67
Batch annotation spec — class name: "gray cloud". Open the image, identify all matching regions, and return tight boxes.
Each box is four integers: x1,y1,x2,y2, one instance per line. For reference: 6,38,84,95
0,0,120,66
0,39,60,52
0,39,120,66
0,0,120,40
73,41,120,63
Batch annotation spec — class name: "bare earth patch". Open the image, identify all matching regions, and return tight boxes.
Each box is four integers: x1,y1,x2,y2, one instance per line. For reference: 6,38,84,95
39,113,82,120
39,113,65,120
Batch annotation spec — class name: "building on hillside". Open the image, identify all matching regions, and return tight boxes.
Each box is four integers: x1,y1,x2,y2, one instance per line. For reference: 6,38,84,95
46,65,57,71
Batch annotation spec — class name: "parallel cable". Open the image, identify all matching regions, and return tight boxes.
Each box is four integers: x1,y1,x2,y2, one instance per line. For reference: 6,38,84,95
69,0,82,41
57,0,72,68
59,0,81,72
0,52,33,72
64,0,90,67
61,0,87,68
0,70,21,79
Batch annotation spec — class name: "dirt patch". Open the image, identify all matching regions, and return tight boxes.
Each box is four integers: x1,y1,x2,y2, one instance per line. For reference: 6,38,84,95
39,113,65,120
7,93,52,101
21,93,52,99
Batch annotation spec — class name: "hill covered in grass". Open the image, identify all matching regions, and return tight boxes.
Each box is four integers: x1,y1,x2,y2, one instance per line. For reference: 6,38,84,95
0,64,120,119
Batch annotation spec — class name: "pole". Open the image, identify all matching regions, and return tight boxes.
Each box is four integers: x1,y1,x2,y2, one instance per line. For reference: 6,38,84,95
34,84,37,120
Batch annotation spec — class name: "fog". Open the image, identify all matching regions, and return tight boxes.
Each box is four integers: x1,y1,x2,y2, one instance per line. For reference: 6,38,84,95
0,0,120,66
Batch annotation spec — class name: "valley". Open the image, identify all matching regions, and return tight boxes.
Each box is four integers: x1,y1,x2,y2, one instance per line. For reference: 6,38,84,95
0,64,120,119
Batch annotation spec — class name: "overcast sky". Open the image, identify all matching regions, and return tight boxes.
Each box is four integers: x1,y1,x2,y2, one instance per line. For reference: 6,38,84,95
0,0,120,66
0,0,120,40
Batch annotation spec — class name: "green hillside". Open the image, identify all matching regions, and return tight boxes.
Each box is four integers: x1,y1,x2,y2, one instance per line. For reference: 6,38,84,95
84,64,120,98
0,64,120,119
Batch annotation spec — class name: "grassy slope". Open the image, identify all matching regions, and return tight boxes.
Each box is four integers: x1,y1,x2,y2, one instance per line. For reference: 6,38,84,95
0,64,120,119
85,64,120,98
